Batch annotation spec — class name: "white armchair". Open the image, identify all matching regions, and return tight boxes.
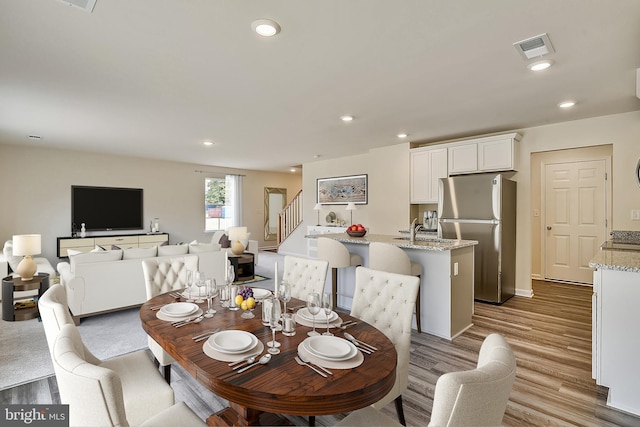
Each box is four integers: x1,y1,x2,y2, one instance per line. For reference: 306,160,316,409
52,324,206,427
282,255,329,300
39,285,184,426
141,256,198,382
337,333,516,427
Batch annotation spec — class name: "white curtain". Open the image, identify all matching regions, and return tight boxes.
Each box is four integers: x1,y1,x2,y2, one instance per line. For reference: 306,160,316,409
227,174,244,227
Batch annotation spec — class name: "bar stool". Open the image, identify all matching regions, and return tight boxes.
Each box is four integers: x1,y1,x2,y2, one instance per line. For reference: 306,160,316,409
368,242,422,333
317,237,362,310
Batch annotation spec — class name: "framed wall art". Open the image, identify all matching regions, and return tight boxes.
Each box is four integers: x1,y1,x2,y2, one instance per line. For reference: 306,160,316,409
317,174,367,205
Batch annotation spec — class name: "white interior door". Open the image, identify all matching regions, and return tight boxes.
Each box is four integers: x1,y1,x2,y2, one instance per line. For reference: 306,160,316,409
544,160,606,284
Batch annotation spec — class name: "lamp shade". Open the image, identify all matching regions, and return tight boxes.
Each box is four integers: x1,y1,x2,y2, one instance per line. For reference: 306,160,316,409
12,234,41,256
313,203,322,211
228,227,248,242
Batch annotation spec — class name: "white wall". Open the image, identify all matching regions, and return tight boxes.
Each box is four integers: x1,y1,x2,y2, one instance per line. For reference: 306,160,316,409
297,110,640,297
0,144,301,265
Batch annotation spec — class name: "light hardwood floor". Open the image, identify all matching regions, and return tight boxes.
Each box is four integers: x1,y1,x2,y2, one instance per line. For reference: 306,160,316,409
2,280,639,426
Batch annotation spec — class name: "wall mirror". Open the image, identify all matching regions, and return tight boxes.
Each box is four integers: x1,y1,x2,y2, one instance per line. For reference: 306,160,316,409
264,187,287,241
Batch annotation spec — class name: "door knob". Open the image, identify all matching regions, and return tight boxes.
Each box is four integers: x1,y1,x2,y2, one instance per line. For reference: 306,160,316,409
546,226,552,230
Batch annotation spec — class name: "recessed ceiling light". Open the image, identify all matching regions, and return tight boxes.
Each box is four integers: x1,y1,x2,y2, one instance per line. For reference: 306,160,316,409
527,59,554,71
203,140,214,146
397,133,408,138
290,168,296,173
340,115,354,122
251,19,281,37
313,154,321,159
558,100,576,108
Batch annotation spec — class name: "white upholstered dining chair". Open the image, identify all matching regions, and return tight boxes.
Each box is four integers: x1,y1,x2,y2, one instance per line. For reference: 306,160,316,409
349,266,419,425
282,255,329,300
38,285,187,427
141,255,198,382
337,333,516,427
316,237,362,309
368,242,422,333
53,324,206,427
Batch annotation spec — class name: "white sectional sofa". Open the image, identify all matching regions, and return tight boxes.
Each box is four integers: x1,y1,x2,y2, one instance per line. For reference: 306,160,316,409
57,243,227,321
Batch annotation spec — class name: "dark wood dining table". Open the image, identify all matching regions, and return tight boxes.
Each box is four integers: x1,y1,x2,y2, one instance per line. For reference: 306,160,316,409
140,290,397,426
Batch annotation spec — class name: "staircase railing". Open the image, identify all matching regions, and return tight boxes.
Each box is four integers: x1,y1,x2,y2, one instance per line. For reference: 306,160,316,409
278,189,303,245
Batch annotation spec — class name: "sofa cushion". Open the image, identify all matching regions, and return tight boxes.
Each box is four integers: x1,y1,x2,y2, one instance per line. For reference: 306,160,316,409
188,242,220,253
157,244,188,256
91,245,105,252
67,249,83,256
123,246,158,260
71,250,123,269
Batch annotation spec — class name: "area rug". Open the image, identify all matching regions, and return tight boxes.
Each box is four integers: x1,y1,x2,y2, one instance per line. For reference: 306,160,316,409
0,306,147,391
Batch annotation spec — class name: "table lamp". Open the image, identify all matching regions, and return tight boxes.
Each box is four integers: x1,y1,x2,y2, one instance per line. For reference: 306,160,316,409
228,226,248,255
313,203,322,226
346,202,357,225
12,234,42,281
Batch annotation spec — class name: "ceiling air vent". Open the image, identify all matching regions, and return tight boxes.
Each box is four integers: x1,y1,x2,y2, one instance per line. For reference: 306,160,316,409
56,0,97,13
513,33,555,60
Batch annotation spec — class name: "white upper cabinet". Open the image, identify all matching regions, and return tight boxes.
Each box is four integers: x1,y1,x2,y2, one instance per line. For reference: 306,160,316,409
448,133,521,175
410,147,448,203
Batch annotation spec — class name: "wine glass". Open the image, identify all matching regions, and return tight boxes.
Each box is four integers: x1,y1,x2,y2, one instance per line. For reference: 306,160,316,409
266,298,281,354
185,270,194,303
194,271,205,303
321,292,333,336
306,293,321,337
204,278,216,318
278,281,291,315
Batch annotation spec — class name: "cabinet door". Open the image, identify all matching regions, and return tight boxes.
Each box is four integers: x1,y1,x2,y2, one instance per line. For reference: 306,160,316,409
427,148,448,202
410,150,431,203
411,148,448,203
478,138,515,171
448,144,478,175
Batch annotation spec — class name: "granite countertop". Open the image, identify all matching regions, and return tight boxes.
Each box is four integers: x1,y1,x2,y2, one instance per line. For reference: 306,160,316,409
314,233,478,251
590,248,640,273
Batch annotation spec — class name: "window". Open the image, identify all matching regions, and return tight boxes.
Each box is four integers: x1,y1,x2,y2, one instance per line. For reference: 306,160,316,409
205,175,242,231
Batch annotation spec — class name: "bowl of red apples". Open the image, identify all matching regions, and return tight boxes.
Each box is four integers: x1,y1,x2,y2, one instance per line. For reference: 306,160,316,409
346,224,367,237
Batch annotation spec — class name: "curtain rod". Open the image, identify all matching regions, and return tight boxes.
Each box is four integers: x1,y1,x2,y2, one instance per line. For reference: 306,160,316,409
194,170,246,177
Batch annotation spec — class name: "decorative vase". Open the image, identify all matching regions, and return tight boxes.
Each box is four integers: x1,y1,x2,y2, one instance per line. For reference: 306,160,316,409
80,223,86,238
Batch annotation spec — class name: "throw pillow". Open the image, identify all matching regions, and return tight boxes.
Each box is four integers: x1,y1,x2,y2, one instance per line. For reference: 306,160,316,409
90,245,105,252
111,245,121,250
3,240,22,271
66,249,83,256
123,246,158,260
158,244,189,256
188,242,219,253
218,233,231,248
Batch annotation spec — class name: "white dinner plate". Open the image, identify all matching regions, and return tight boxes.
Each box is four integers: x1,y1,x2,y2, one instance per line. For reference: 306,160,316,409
159,302,199,317
252,288,272,300
303,336,358,361
208,330,258,354
297,307,337,322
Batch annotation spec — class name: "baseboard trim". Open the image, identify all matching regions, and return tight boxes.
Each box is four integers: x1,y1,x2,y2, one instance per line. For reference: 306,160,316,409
516,288,534,298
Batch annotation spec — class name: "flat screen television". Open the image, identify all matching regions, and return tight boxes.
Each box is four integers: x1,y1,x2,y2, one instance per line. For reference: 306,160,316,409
71,186,144,232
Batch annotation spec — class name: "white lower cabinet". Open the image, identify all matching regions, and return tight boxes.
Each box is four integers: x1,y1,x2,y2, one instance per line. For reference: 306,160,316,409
592,268,640,416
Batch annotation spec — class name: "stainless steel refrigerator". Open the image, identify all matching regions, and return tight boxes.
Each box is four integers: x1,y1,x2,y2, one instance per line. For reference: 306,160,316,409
438,174,516,304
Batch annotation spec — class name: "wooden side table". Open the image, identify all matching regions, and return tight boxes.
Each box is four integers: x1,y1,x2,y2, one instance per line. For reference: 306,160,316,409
229,252,255,282
2,273,49,321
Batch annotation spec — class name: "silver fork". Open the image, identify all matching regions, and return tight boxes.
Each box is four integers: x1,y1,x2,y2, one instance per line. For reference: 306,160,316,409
294,356,327,377
173,315,203,327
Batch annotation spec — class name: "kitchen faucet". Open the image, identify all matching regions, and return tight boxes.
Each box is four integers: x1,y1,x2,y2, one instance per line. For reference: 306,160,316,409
409,218,422,243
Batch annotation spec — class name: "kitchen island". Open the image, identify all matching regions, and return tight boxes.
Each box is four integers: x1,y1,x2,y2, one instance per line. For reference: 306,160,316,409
589,244,640,416
312,233,478,340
